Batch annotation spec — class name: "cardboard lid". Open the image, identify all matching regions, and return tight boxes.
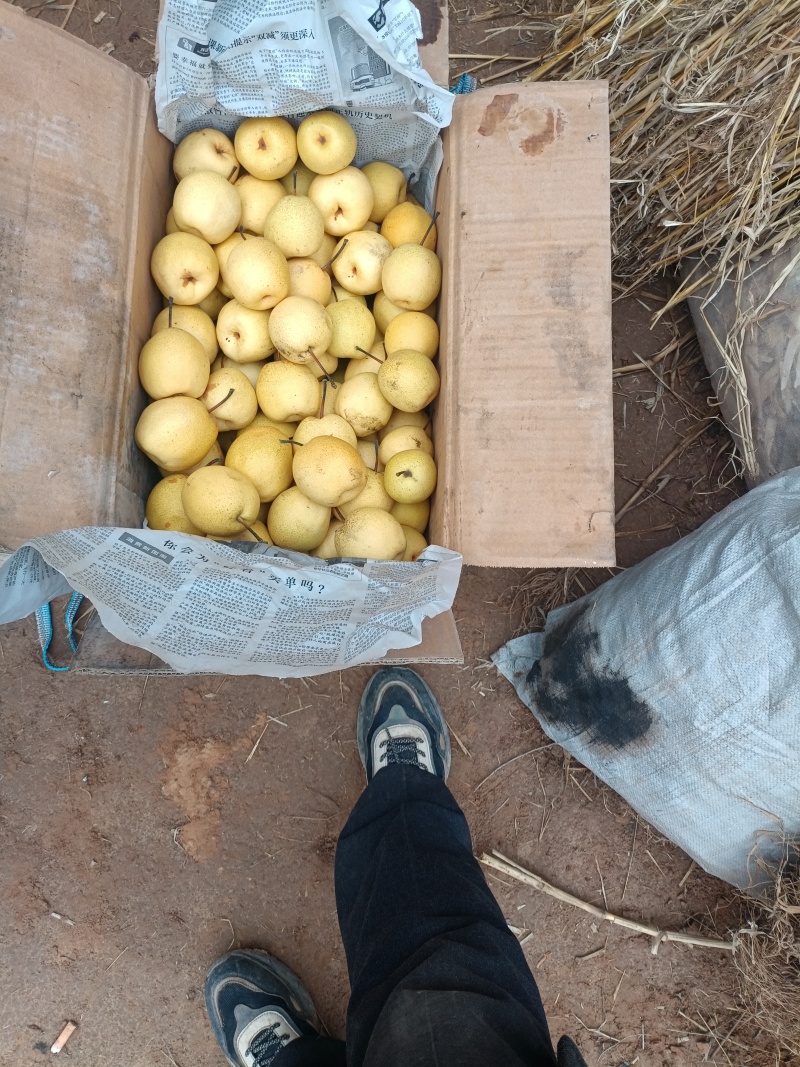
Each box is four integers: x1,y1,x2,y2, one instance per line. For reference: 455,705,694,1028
433,83,615,568
0,6,170,550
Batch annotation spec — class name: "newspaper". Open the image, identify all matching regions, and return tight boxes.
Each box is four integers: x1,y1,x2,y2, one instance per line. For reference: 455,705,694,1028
0,529,461,678
155,0,453,205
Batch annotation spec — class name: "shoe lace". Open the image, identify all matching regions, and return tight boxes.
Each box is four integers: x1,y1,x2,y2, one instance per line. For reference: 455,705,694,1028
380,734,424,767
247,1023,290,1067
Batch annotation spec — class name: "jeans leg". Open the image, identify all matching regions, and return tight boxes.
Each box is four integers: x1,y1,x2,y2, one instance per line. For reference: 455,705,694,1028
273,1035,347,1067
335,765,557,1067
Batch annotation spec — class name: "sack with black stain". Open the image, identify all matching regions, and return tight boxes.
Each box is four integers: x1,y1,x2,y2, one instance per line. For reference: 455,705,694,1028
493,466,800,890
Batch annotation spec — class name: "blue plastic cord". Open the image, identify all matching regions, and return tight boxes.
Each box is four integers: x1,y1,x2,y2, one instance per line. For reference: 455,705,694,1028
35,603,70,672
64,592,85,653
450,73,478,95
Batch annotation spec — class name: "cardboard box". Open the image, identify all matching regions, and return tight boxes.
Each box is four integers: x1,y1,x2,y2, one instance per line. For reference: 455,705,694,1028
0,3,614,670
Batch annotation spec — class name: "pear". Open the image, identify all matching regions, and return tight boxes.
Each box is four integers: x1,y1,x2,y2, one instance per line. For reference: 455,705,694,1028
391,498,430,533
280,160,317,196
381,245,442,311
384,449,437,503
202,367,258,431
138,329,210,400
213,357,267,389
378,425,434,466
362,162,408,223
327,299,376,359
308,232,337,272
308,167,374,236
225,426,294,502
379,408,431,440
293,414,357,451
297,111,357,174
196,287,228,321
372,290,404,333
256,360,321,423
293,436,367,507
264,195,325,259
380,201,437,249
334,507,406,561
212,519,273,544
287,258,332,304
146,474,204,535
235,174,286,234
338,469,393,518
311,519,343,559
384,311,439,358
234,117,297,180
152,304,218,363
224,237,290,312
328,283,367,307
377,349,440,412
401,526,428,561
151,232,219,306
182,465,261,536
158,440,225,478
173,170,241,245
214,230,247,297
267,486,331,552
165,207,181,234
331,230,392,296
268,296,332,364
135,396,218,472
356,434,383,472
235,411,297,439
173,128,239,182
335,373,392,437
216,300,274,362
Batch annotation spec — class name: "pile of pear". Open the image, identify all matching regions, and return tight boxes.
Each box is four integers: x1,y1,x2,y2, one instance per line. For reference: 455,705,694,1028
138,111,440,562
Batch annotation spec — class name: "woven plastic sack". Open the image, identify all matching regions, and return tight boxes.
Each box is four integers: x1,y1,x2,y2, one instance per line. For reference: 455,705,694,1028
494,468,800,890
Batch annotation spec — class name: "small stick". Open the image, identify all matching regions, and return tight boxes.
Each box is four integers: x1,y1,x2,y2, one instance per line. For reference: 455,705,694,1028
168,296,173,328
322,239,348,271
474,744,556,791
679,860,696,888
420,211,440,246
207,388,235,413
59,0,78,29
51,1022,77,1054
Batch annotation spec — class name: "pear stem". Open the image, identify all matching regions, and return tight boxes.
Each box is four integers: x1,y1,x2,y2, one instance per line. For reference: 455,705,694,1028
373,439,379,471
208,387,235,413
322,239,348,272
307,349,337,388
319,379,327,420
355,346,384,364
333,507,345,522
420,211,440,246
292,169,298,194
207,457,224,466
279,439,298,445
228,165,238,181
238,224,247,238
237,517,266,542
168,296,173,328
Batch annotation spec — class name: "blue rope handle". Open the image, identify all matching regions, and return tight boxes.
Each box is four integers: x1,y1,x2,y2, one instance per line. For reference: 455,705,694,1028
64,592,85,653
34,592,85,672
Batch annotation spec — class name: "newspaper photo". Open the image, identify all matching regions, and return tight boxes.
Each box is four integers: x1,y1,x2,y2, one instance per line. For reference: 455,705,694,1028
155,0,453,203
0,529,461,678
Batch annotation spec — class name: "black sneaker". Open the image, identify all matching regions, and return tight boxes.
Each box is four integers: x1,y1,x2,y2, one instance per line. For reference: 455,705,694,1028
204,949,321,1067
357,667,451,782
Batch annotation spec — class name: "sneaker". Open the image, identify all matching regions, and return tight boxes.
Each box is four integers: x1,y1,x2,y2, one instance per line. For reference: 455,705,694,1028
204,949,321,1067
357,667,451,782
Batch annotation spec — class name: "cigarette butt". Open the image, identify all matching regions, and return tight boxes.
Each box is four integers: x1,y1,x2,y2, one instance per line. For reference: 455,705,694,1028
51,1022,76,1054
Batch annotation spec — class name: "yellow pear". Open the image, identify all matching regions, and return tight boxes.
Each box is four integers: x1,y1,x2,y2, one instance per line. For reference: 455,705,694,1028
214,230,247,297
146,474,204,535
378,349,440,412
308,232,337,272
151,232,219,306
373,289,409,333
401,526,428,561
138,329,210,400
263,195,325,259
379,408,431,439
384,311,439,358
268,296,332,363
308,167,374,236
384,449,437,503
280,160,317,196
216,300,274,362
334,507,406,561
311,519,343,559
235,174,286,234
202,367,258,431
362,162,408,223
297,111,357,174
135,396,218,472
293,414,357,451
235,411,297,439
225,426,294,502
356,434,383,472
287,258,332,304
224,237,290,311
256,361,321,423
380,201,437,249
328,283,367,306
335,373,392,437
381,245,442,311
391,498,430,533
165,207,181,234
234,117,297,180
267,486,331,551
152,304,218,363
158,440,225,478
331,230,392,296
338,469,393,517
173,128,239,182
196,287,228,320
182,465,261,535
211,519,273,544
173,170,241,245
219,357,268,388
378,425,434,466
293,436,367,507
327,299,376,359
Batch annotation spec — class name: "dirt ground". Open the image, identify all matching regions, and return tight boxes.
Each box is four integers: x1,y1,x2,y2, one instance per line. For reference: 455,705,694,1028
0,0,778,1064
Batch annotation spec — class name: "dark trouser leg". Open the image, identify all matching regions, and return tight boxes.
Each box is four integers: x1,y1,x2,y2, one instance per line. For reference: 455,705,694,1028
273,1036,346,1067
335,765,558,1067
